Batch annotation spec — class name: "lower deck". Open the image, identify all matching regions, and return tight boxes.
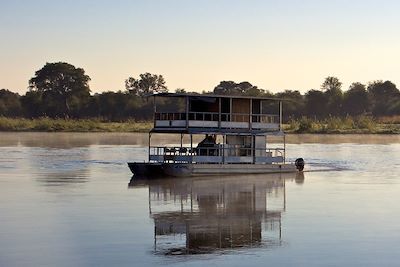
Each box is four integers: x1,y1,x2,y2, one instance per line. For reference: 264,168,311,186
149,145,284,164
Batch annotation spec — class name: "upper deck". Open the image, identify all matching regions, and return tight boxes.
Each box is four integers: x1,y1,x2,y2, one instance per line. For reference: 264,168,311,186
151,93,283,134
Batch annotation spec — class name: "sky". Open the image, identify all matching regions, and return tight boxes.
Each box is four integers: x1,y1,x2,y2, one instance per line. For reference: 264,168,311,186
1,0,400,94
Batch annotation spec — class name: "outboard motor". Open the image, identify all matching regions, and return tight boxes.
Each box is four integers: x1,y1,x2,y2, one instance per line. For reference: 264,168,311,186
295,158,305,171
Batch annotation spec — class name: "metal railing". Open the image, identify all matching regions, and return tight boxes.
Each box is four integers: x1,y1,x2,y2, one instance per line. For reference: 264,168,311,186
155,112,279,123
155,112,186,121
149,146,285,164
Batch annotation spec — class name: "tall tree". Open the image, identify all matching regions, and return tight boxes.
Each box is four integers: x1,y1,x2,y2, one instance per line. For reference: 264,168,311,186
213,81,268,96
321,76,343,116
125,73,168,96
343,83,369,115
29,62,91,117
213,81,237,95
305,89,328,118
275,90,305,119
367,80,400,116
321,76,342,92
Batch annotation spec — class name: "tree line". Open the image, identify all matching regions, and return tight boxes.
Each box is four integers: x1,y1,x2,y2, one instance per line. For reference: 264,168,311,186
1,62,400,121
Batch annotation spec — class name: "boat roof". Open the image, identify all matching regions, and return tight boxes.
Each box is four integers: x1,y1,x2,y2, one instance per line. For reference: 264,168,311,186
151,92,285,101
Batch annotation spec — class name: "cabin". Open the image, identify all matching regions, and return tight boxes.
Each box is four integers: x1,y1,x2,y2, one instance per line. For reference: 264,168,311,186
152,93,283,133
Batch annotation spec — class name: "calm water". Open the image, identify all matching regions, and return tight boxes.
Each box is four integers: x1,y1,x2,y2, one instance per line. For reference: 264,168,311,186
0,132,400,267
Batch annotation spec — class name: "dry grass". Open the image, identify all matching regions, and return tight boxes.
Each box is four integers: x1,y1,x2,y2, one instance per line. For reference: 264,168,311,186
0,117,152,132
1,116,399,134
285,116,400,134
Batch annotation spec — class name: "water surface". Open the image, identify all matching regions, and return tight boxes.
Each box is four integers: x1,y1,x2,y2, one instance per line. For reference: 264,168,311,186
0,133,399,266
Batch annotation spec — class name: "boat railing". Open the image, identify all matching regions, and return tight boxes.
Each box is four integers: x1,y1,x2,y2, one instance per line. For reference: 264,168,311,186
189,112,220,121
149,146,285,164
251,114,279,123
154,112,279,123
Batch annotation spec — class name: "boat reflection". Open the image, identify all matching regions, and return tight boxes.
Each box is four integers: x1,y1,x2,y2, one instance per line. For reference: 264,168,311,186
129,172,304,255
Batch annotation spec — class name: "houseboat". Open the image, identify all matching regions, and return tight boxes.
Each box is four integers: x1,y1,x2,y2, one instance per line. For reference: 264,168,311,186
128,93,304,177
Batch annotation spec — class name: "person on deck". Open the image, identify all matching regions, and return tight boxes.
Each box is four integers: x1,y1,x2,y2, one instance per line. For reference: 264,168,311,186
197,134,218,156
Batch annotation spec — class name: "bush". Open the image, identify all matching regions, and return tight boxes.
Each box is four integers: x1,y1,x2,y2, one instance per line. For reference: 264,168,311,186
354,115,376,131
296,117,324,133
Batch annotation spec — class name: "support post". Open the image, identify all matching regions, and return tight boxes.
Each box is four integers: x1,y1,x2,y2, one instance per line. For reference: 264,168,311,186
249,99,252,129
252,135,255,164
153,96,156,128
222,135,225,164
230,98,233,122
279,101,283,131
185,96,189,129
190,187,193,212
218,97,221,129
190,134,193,163
180,133,183,148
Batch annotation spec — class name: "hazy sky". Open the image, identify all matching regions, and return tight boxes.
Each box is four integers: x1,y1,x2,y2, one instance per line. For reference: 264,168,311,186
1,0,400,94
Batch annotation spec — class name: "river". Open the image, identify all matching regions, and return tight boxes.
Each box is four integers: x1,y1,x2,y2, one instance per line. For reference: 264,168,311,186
0,132,399,266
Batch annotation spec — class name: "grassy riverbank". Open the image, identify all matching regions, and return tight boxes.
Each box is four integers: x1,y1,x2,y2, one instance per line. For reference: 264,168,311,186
0,116,399,133
0,117,152,132
285,116,400,134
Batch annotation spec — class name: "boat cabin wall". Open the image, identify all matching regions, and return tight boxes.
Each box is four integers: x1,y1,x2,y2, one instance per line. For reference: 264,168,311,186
231,99,250,122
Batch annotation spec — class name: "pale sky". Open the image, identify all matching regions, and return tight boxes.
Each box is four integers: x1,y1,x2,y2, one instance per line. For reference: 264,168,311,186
1,0,400,94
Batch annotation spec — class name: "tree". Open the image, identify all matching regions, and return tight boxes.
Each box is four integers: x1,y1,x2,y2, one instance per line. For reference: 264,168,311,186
213,81,238,95
29,62,91,117
305,89,328,118
321,76,342,92
343,83,369,115
213,81,269,96
321,76,343,116
0,89,22,117
125,73,168,96
275,90,305,119
367,80,400,116
20,91,43,118
175,88,186,93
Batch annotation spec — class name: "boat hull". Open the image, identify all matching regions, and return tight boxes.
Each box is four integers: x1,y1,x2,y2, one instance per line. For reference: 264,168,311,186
128,162,298,178
128,162,164,177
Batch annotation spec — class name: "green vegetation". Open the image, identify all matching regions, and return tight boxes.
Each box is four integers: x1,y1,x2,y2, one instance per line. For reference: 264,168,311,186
285,116,400,134
1,61,400,134
0,117,152,132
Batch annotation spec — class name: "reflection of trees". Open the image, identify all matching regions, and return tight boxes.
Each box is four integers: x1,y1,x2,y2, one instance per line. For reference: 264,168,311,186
0,132,150,149
36,169,89,187
130,173,302,255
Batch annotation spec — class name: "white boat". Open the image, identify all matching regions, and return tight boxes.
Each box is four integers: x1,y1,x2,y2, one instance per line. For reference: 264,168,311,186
128,93,304,177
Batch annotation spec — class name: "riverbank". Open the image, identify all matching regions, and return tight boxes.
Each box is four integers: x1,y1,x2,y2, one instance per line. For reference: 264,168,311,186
285,116,400,134
0,117,152,132
0,117,399,134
